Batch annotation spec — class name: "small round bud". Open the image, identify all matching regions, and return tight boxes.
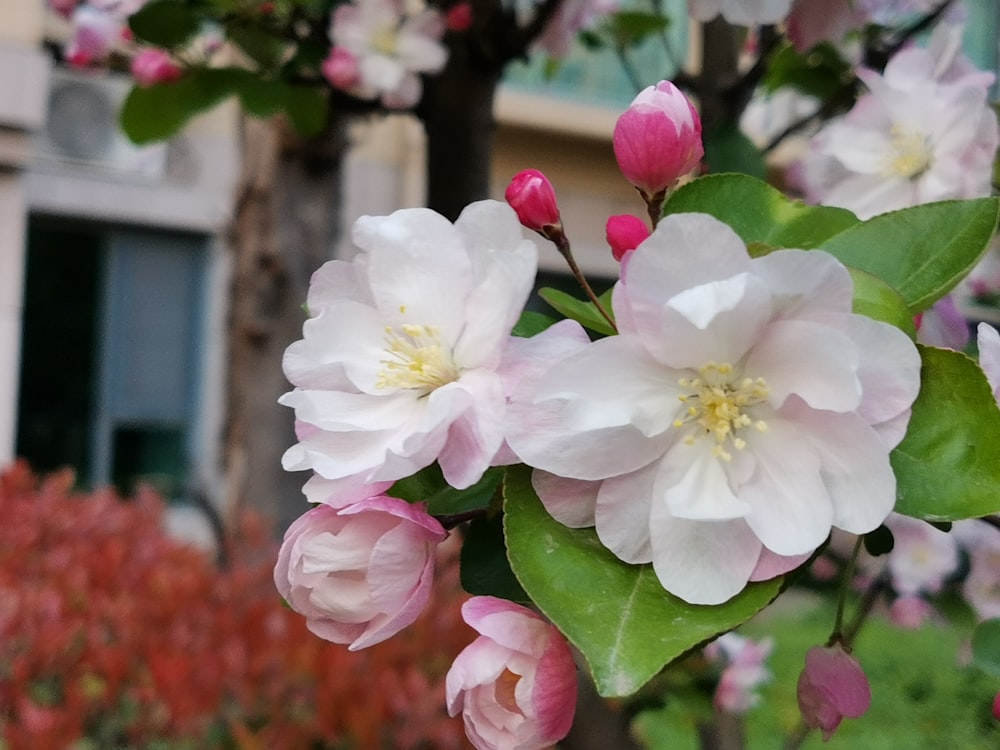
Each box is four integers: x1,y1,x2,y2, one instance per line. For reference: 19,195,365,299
605,214,650,261
505,169,561,233
131,49,183,87
796,644,872,740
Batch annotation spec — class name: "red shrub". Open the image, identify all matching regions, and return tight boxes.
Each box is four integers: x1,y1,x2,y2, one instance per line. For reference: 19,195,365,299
0,461,474,749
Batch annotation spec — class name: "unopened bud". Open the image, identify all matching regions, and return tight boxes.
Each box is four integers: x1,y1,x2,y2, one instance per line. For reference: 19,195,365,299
613,80,703,198
505,169,561,235
131,49,183,87
796,644,871,740
605,214,650,262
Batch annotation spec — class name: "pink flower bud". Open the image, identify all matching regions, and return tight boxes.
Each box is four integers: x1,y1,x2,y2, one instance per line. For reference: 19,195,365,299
131,49,183,87
274,495,446,651
446,2,472,31
446,596,577,750
321,47,361,90
613,80,703,197
605,214,650,261
505,169,562,233
796,644,872,740
992,692,1000,721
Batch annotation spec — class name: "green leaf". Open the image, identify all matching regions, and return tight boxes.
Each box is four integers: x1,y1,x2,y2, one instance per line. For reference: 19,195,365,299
971,619,1000,677
503,465,784,697
128,0,202,48
387,464,502,517
607,11,670,46
235,76,289,117
893,345,1000,521
819,198,1000,312
663,173,860,249
120,68,243,144
763,41,854,100
539,287,615,336
460,515,530,603
848,267,916,337
512,310,558,338
703,122,766,180
284,86,328,136
228,23,288,70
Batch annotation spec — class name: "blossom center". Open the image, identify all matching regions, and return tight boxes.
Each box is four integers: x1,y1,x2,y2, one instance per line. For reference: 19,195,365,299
884,125,932,179
493,669,523,715
372,25,399,56
673,362,769,461
375,323,459,393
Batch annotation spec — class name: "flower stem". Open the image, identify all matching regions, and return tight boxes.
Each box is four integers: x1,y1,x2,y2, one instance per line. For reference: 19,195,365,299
830,536,864,645
551,233,617,332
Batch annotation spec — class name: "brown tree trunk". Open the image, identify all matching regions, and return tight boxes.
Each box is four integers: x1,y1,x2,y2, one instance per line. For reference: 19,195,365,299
420,41,502,220
224,111,349,533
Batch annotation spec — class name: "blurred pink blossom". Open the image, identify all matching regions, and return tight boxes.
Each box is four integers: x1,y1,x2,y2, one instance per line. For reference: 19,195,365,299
705,632,773,714
131,48,183,86
274,495,446,650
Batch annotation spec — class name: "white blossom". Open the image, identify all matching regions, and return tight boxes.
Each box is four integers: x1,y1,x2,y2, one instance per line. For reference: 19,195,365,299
800,26,998,219
281,200,537,491
507,212,920,604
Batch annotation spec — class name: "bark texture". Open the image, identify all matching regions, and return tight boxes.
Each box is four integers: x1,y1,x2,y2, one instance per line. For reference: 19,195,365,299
224,112,348,533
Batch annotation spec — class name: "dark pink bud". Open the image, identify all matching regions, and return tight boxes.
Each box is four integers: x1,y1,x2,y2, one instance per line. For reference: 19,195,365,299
605,214,650,261
446,2,472,31
505,169,561,233
992,692,1000,721
131,49,183,87
613,80,703,196
796,644,871,740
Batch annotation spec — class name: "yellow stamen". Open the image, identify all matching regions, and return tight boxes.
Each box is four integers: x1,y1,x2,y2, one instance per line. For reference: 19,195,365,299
884,125,932,179
673,361,769,462
375,323,458,393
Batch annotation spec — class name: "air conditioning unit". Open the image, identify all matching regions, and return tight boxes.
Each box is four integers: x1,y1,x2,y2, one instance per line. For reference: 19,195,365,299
34,68,168,180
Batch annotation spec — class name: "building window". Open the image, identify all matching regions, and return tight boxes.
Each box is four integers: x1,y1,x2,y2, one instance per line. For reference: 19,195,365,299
16,219,207,499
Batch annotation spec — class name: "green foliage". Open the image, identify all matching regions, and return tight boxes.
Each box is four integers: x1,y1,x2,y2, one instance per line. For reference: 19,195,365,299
512,310,558,338
702,122,766,179
459,514,530,603
893,345,1000,521
128,0,201,48
121,68,245,144
819,198,1000,312
847,268,916,338
503,465,784,698
635,598,1000,749
121,68,329,144
388,463,502,517
971,619,1000,677
763,41,854,100
539,287,615,336
663,173,860,249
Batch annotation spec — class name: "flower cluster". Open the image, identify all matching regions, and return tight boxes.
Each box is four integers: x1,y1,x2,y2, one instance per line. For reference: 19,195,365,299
322,0,448,108
273,76,934,748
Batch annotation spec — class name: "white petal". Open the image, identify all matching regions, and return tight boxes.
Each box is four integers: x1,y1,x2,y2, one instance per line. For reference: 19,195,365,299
657,442,751,520
746,319,862,412
788,403,897,535
595,465,657,563
648,508,762,605
740,416,834,556
533,471,599,528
